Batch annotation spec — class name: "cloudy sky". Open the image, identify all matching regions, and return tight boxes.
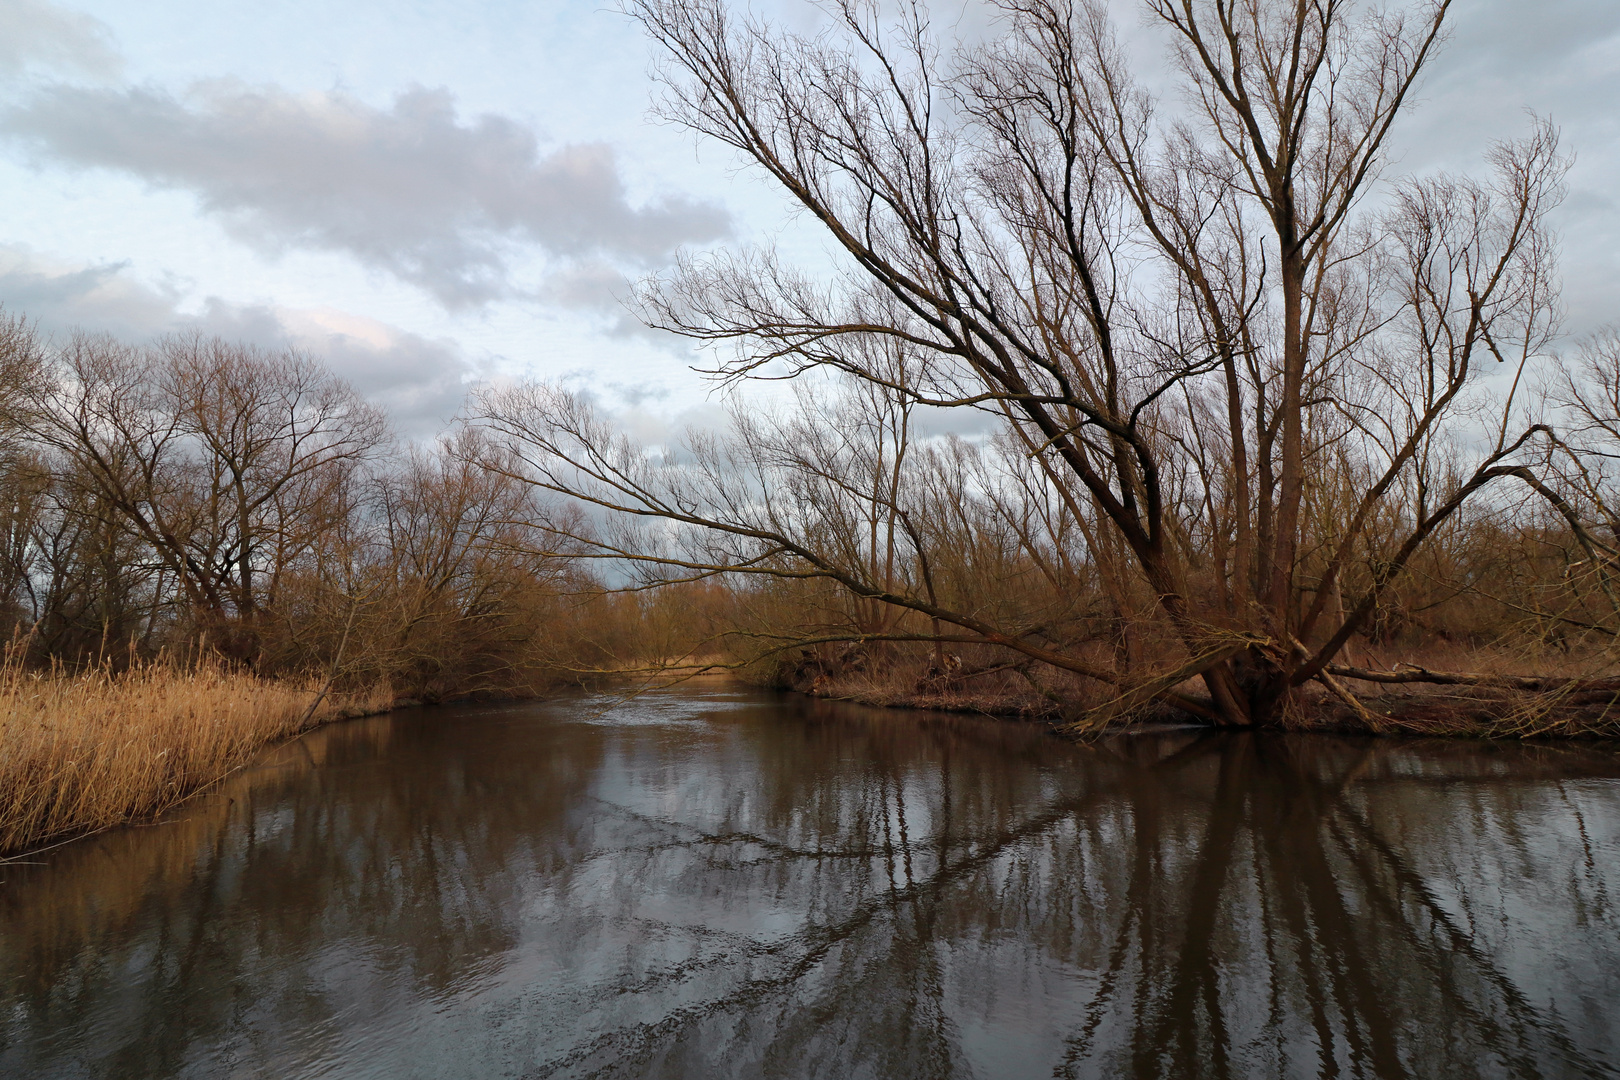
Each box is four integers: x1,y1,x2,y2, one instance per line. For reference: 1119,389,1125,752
0,0,1616,435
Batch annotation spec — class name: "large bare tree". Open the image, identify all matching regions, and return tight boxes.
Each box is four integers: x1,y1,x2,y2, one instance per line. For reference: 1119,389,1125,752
475,0,1578,725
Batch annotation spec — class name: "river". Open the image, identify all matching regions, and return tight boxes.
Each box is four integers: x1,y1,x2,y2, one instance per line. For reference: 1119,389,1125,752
1,686,1617,1078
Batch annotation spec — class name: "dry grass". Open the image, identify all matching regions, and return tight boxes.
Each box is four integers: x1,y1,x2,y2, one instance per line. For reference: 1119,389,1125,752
0,657,392,856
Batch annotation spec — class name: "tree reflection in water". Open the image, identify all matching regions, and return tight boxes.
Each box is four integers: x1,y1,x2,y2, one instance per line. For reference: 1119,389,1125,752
1,690,1617,1079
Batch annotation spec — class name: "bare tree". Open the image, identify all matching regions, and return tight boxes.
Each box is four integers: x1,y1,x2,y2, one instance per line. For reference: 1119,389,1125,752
472,0,1581,726
0,311,46,632
21,333,386,662
362,430,577,699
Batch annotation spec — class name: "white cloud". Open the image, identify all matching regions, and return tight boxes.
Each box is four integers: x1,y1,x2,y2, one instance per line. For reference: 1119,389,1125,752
0,81,730,308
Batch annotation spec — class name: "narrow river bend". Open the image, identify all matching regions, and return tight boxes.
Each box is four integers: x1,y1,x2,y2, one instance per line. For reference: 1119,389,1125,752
2,687,1618,1078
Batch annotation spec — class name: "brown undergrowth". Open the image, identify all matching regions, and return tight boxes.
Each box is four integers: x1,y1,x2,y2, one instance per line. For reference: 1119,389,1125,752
1291,686,1620,739
1299,641,1620,738
0,658,393,856
754,639,1620,738
753,641,1097,722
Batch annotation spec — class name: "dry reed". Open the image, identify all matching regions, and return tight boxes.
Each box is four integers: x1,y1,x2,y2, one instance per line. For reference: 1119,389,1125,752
0,655,391,856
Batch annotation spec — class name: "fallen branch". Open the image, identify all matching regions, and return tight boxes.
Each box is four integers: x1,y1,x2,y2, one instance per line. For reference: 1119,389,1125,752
1293,635,1390,733
1065,638,1259,734
1328,663,1620,694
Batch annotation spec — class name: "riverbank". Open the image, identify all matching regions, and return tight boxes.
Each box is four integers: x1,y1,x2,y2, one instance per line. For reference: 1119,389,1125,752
768,647,1620,738
0,663,394,857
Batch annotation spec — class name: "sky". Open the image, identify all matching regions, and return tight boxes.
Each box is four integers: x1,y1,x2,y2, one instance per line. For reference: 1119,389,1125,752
0,0,1616,438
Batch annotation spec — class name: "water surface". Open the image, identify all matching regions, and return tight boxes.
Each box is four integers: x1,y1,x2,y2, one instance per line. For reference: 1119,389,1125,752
2,687,1618,1078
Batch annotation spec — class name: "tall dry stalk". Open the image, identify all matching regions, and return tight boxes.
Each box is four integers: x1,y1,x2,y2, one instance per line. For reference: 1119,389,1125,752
0,650,389,855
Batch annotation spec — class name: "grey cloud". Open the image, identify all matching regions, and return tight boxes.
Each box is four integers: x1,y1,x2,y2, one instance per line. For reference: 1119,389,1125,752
540,258,695,348
0,247,183,340
1412,1,1620,139
614,400,733,449
541,259,634,313
605,381,672,407
0,245,470,433
0,82,730,307
911,401,999,440
277,311,471,435
0,0,120,78
1439,0,1620,69
556,368,678,412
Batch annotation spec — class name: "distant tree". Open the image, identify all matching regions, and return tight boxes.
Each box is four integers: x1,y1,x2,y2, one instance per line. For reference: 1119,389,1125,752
22,333,387,663
361,430,575,700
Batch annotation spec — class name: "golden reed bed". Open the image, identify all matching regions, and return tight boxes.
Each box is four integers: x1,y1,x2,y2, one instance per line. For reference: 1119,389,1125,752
0,659,390,856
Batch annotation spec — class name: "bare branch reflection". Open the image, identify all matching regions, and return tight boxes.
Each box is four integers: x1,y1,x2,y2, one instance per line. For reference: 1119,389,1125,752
1,691,1616,1078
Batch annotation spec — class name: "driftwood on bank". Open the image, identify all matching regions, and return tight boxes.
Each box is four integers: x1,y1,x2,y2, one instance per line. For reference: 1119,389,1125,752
1328,664,1620,695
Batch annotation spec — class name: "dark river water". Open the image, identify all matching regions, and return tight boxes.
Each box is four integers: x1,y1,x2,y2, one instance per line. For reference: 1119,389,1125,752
2,686,1618,1079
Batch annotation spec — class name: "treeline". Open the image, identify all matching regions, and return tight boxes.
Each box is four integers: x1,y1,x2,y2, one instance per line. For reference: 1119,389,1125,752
3,302,1618,730
0,312,632,703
